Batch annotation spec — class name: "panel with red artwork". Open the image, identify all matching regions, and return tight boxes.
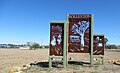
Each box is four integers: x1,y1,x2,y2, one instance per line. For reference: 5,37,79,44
68,14,91,53
50,23,64,56
93,35,104,55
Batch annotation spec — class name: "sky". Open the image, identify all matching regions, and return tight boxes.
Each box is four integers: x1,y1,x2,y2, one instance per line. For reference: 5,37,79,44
0,0,120,45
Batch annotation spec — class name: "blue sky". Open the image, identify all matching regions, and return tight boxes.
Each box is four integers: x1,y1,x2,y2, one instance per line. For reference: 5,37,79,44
0,0,120,45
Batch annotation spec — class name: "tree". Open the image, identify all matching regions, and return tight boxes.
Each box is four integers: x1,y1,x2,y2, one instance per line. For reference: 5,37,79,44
117,45,120,49
26,42,33,46
104,38,108,48
26,42,30,46
39,46,43,48
104,38,108,44
8,44,15,48
106,44,110,49
106,44,117,49
110,44,117,49
30,43,40,50
44,45,49,48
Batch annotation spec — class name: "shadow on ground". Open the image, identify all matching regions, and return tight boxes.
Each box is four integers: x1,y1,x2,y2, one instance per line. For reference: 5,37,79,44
30,61,90,68
30,61,49,68
68,61,90,66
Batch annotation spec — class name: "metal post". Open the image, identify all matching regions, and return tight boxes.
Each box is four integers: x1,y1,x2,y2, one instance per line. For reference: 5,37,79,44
66,15,69,67
102,56,104,65
90,14,94,66
63,22,67,68
49,57,52,68
102,38,105,65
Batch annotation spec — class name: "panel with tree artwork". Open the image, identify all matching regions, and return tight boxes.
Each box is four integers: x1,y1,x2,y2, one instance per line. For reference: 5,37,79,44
68,14,91,53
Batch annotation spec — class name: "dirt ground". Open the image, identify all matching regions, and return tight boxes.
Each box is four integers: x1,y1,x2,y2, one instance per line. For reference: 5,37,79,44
0,49,120,73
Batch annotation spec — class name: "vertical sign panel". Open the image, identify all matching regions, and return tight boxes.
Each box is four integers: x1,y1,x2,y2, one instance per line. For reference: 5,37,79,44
93,35,104,55
68,14,91,53
50,23,64,56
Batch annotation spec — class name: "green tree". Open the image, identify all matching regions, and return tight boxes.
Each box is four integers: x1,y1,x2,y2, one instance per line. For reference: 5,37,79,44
44,45,49,48
104,38,108,48
106,44,110,49
26,42,30,46
8,44,15,48
39,46,43,48
110,45,117,49
31,43,40,50
106,44,117,49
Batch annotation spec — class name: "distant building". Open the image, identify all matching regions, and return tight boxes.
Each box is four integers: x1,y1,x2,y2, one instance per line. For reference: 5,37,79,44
19,46,30,50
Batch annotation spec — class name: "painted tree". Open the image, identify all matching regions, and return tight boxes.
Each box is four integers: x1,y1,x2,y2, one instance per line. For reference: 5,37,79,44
51,25,62,46
51,25,62,55
71,21,90,47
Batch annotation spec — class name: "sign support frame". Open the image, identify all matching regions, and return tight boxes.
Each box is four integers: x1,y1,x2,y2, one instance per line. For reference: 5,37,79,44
49,21,67,68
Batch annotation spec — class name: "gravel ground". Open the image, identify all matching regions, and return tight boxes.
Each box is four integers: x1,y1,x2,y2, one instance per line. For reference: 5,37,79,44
0,49,120,73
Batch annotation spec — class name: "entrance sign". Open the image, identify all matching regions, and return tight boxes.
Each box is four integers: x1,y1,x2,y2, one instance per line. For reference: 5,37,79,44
68,14,92,53
49,14,104,68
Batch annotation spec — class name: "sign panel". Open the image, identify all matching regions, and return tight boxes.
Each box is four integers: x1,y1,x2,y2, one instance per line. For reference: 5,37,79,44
68,14,91,53
93,35,104,55
50,23,64,56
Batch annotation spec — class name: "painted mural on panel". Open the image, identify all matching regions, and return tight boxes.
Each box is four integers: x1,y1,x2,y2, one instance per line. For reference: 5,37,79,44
50,23,64,56
68,14,91,53
93,35,104,55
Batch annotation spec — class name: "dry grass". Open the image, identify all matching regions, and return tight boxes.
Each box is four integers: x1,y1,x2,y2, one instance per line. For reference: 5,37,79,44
0,48,48,73
0,48,120,73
